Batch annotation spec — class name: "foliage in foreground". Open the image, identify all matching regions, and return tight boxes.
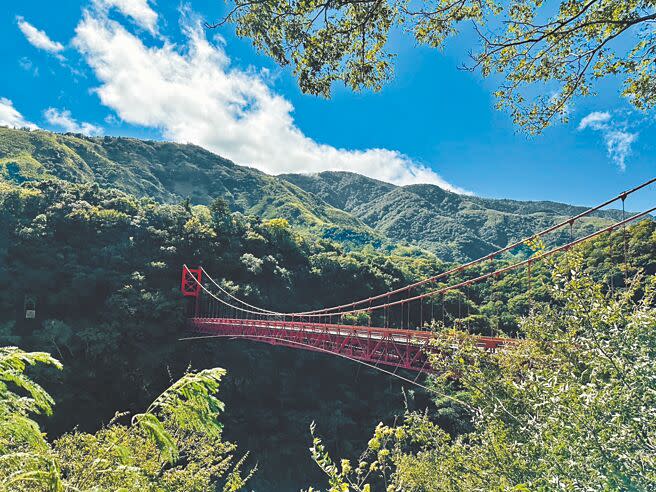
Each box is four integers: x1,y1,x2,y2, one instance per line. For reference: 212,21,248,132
0,348,252,491
309,258,656,490
1,176,653,487
220,0,656,132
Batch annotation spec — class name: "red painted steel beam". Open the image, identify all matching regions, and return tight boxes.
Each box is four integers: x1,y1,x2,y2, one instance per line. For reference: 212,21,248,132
187,318,511,373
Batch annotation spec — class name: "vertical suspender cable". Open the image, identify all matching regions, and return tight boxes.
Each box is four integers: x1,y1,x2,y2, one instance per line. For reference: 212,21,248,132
527,260,532,311
368,299,372,327
430,293,434,327
622,195,628,285
441,293,445,326
458,291,462,325
465,286,471,332
420,296,423,329
407,289,411,329
609,229,614,292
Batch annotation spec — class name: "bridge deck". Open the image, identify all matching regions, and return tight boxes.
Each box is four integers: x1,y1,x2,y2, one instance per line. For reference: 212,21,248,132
188,317,511,373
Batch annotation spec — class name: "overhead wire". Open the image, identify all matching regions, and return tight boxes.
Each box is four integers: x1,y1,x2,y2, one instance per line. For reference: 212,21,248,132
184,204,656,322
196,177,655,318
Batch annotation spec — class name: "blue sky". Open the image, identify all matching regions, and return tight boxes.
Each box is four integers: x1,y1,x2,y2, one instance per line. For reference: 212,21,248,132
1,0,654,210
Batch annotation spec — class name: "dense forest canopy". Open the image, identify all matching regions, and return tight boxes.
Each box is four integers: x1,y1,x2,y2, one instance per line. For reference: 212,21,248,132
1,170,654,488
0,177,441,488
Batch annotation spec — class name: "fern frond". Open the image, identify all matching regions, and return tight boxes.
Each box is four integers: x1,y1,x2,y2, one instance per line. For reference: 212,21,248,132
131,413,179,464
146,368,226,437
0,347,62,416
223,452,256,492
0,413,48,453
0,453,62,492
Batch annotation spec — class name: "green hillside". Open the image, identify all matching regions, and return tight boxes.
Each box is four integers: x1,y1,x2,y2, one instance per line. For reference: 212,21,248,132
0,127,624,262
0,144,652,489
1,175,653,489
280,171,622,261
0,127,377,246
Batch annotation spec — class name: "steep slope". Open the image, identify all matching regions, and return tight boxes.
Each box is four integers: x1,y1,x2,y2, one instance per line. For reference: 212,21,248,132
0,127,377,245
280,172,622,261
280,171,396,210
0,127,625,262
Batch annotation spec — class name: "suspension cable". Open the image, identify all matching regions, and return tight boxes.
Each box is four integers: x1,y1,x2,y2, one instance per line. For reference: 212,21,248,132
201,267,280,314
184,204,655,320
200,178,655,317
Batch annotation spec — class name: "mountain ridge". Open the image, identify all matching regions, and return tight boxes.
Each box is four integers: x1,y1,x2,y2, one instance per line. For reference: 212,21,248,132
279,171,621,260
0,127,380,246
0,127,620,261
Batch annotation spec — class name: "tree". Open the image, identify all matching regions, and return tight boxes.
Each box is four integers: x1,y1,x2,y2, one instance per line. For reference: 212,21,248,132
213,0,656,132
307,257,656,490
0,347,63,490
0,346,253,491
340,311,371,325
211,197,234,234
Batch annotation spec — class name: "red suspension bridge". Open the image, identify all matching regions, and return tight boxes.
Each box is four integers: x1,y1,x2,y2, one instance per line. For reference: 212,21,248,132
181,179,655,376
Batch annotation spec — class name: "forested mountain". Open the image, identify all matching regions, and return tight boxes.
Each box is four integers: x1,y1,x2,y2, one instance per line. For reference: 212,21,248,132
1,127,623,262
1,175,653,488
0,178,443,489
0,168,653,489
280,171,623,260
0,127,376,246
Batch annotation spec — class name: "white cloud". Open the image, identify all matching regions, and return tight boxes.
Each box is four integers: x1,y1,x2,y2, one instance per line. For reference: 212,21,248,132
604,130,637,171
104,113,120,125
0,98,38,130
578,111,611,131
93,0,158,34
578,111,637,171
71,8,467,192
44,108,103,136
16,16,65,56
